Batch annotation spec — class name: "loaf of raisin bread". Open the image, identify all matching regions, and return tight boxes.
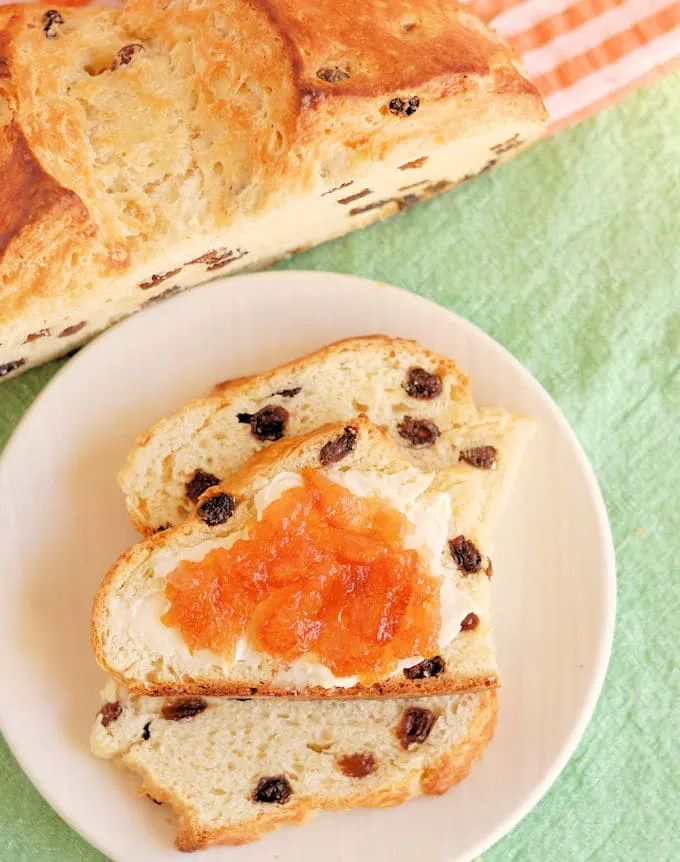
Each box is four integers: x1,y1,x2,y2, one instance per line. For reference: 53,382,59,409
90,679,497,850
92,416,498,697
119,335,534,536
0,0,546,380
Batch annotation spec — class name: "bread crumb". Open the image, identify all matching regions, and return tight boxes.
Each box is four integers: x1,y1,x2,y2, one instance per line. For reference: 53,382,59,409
635,528,645,537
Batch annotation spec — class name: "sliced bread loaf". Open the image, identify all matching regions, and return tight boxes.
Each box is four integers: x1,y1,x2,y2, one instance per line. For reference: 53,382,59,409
118,336,532,536
92,417,497,697
0,0,545,380
91,679,497,850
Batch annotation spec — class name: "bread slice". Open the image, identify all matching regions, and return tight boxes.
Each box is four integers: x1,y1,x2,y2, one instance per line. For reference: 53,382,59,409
118,335,532,536
90,679,498,850
92,416,498,697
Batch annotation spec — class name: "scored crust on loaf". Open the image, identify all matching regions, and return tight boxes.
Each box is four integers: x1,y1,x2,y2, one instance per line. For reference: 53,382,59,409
90,680,498,851
118,335,533,536
0,0,546,379
92,416,499,697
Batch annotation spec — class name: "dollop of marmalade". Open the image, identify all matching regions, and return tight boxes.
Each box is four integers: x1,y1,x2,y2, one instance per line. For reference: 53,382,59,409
162,468,441,679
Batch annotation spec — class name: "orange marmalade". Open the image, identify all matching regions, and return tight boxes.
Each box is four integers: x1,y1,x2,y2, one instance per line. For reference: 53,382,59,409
162,467,441,679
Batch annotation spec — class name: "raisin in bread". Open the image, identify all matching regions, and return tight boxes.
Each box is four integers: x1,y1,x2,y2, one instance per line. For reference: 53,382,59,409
0,0,546,380
91,679,498,850
92,416,498,697
118,335,533,536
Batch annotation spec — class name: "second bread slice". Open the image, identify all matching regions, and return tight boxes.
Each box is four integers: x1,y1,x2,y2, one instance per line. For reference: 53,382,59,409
92,416,497,697
118,336,532,537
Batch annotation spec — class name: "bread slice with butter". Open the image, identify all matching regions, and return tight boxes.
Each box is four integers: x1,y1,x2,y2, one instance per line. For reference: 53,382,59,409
92,416,498,698
91,679,497,850
119,335,533,537
0,0,545,380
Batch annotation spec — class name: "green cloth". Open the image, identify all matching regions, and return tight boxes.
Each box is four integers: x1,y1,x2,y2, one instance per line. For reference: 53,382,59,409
1,75,679,861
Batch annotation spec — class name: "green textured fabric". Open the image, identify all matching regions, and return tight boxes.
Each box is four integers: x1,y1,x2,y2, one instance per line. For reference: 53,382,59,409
1,75,679,861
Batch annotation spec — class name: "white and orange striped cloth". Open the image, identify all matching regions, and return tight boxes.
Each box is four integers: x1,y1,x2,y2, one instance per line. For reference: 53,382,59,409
464,0,680,130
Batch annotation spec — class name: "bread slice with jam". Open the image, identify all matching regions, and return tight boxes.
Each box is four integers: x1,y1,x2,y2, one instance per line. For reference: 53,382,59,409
92,416,498,698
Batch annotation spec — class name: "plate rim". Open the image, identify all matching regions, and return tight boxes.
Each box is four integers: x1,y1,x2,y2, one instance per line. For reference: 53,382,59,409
0,269,617,862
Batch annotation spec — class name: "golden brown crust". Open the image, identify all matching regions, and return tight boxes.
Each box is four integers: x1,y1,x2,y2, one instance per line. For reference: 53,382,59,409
134,691,498,850
94,416,497,698
256,0,538,98
0,120,90,261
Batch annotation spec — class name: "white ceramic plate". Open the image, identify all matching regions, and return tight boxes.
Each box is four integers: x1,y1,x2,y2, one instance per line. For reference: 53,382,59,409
0,271,615,862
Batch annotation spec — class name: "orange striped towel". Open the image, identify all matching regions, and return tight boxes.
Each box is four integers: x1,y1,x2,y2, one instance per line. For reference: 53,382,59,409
464,0,680,130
